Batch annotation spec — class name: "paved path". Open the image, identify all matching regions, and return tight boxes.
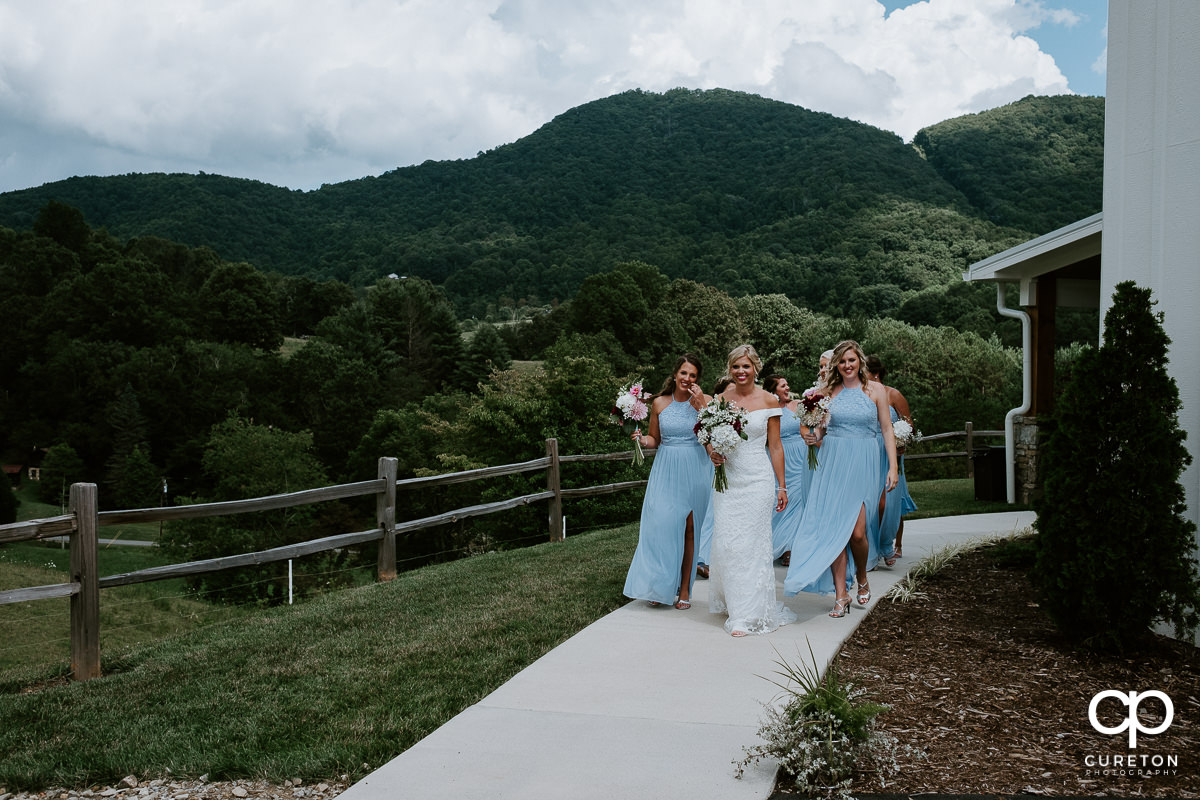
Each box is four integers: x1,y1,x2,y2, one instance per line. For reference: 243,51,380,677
337,511,1036,800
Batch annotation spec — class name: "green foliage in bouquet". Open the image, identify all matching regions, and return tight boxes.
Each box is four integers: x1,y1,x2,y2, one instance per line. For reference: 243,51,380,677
736,641,912,799
1032,281,1200,650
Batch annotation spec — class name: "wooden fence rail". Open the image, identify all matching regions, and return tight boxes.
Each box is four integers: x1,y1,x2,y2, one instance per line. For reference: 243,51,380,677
0,440,644,681
0,424,1003,681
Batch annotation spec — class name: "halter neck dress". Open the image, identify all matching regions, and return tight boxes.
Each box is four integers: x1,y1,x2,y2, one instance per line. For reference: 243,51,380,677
622,398,713,604
783,386,884,596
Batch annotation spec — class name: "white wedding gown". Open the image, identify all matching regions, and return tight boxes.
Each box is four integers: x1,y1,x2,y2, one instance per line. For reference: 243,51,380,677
708,407,797,635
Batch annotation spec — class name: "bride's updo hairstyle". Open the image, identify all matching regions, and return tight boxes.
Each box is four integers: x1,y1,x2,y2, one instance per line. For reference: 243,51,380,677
723,344,763,383
824,340,869,391
656,353,703,398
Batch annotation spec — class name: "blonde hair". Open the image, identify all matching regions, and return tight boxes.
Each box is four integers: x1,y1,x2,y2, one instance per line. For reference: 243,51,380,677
723,344,763,383
823,340,869,391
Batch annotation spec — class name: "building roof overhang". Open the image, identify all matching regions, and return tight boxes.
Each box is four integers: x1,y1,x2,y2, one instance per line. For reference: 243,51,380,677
963,212,1103,284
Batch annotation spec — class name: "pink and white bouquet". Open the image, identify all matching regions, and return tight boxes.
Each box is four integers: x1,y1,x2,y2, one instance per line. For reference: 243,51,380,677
798,388,832,469
611,380,651,465
693,397,749,492
892,418,922,449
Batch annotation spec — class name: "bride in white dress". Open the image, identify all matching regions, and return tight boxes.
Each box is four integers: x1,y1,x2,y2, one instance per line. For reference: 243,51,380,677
705,345,798,637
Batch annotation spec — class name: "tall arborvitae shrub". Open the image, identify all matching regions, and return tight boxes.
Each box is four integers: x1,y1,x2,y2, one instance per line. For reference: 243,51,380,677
1033,281,1200,649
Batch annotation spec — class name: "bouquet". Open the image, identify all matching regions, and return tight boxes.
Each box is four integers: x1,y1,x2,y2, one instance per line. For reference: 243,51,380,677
798,388,832,469
892,418,922,449
611,381,651,465
693,397,749,492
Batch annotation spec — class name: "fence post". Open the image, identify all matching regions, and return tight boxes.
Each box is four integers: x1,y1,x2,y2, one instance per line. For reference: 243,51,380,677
69,482,100,681
546,438,563,542
965,421,975,478
376,457,398,582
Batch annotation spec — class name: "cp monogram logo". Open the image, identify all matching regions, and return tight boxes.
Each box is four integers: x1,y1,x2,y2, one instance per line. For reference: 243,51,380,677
1088,690,1174,748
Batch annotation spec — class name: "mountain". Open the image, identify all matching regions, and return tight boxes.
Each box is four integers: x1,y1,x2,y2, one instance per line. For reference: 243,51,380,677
914,94,1104,235
0,89,1103,317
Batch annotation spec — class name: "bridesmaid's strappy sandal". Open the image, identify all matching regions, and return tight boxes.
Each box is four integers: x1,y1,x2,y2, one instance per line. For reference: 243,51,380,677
829,597,851,618
856,581,871,606
674,599,691,610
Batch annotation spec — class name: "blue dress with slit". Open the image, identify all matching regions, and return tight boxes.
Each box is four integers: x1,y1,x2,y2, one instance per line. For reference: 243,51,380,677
783,387,883,596
879,406,917,559
623,399,713,604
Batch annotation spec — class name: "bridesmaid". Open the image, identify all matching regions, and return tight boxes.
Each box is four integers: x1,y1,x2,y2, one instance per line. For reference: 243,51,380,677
784,340,898,617
763,374,804,566
695,375,733,580
866,355,918,565
623,355,713,609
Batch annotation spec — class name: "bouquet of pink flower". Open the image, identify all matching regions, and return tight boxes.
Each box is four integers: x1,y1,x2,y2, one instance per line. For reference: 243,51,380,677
611,381,651,465
693,397,749,492
798,388,832,469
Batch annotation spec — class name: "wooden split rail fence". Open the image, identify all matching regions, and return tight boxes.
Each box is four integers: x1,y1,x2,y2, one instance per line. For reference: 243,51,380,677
0,425,1001,681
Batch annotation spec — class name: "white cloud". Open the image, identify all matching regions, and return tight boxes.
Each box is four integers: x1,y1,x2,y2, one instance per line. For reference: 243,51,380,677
0,0,1082,192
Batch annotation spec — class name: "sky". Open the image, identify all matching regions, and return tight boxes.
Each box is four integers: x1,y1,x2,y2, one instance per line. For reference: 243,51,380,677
0,0,1109,194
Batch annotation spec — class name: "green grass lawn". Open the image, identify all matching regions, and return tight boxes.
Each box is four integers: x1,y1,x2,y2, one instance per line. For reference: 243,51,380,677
0,477,1026,789
905,477,1029,519
0,524,640,789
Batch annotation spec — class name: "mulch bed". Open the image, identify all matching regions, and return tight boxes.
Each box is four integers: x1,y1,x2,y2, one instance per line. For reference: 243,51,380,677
776,542,1200,798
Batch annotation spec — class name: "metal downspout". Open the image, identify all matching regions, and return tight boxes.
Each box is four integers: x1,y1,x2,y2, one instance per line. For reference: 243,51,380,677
996,284,1031,504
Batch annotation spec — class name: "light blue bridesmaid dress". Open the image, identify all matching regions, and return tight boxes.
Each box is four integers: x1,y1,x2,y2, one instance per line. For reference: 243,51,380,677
879,406,918,559
623,399,714,604
783,387,884,596
770,404,807,560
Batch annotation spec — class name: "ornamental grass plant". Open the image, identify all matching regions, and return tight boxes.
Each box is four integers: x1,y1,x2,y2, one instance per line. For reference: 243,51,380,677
736,641,914,799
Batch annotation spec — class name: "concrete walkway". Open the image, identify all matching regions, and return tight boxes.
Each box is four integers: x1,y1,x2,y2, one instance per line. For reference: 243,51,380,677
337,511,1036,800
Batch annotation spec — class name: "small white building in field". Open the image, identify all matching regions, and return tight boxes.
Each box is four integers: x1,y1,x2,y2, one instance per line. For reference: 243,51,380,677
966,0,1200,584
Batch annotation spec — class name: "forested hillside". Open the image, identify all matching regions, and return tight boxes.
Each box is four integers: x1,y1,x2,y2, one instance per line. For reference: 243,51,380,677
914,94,1104,234
0,89,1102,320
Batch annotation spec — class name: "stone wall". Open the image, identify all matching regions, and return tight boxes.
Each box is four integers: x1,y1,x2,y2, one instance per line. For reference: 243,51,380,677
1013,415,1041,505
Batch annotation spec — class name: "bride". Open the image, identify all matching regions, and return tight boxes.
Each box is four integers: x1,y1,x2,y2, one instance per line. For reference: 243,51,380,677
704,344,797,637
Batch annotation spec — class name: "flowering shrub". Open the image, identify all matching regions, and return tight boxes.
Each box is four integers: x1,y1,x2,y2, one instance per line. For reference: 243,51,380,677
735,642,919,799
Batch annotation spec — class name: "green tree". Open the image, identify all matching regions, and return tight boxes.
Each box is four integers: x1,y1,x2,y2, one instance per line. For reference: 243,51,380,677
38,443,88,507
364,276,463,395
663,279,747,370
104,383,150,505
32,200,91,253
199,262,283,350
736,294,834,376
160,416,332,604
859,317,1020,436
457,323,511,390
1032,282,1200,649
110,446,163,511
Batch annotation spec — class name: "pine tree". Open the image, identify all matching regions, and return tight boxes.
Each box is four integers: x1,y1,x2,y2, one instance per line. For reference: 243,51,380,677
1032,281,1200,650
38,443,89,507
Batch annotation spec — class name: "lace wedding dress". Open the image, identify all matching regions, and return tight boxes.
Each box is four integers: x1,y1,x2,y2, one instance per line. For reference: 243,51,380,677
708,407,797,635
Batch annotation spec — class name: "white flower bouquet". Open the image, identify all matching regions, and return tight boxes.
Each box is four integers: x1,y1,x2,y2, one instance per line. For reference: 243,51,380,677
693,396,749,492
892,418,922,449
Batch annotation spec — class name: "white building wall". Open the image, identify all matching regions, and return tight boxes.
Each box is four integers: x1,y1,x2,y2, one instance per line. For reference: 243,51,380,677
1101,0,1200,540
